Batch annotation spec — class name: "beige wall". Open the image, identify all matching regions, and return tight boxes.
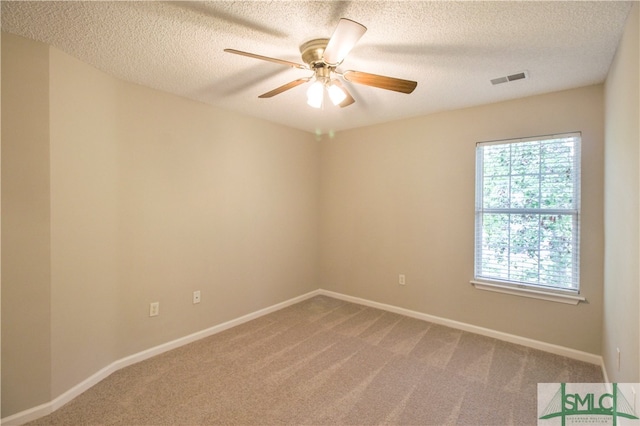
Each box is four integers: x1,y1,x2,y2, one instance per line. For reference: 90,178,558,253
1,33,53,416
49,47,121,397
112,71,320,359
2,33,320,417
603,2,639,383
320,85,604,354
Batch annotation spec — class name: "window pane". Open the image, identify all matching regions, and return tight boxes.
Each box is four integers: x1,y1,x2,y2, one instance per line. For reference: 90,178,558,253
483,144,510,176
479,213,509,278
540,214,577,289
541,139,574,174
478,212,578,288
511,141,540,175
483,175,510,209
510,174,540,209
541,173,574,209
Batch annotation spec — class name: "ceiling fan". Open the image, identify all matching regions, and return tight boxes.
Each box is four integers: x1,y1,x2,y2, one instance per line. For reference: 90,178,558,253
224,18,417,109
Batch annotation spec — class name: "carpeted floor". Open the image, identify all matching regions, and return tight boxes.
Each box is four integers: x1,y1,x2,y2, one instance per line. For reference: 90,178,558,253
27,295,603,425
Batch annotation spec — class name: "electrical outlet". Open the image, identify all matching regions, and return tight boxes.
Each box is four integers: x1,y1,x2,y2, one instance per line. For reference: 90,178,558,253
399,274,406,285
193,290,201,304
149,302,159,317
617,347,621,371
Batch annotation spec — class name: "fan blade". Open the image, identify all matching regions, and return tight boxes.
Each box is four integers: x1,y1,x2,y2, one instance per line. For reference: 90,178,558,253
258,78,311,98
323,18,367,65
224,49,308,70
343,70,417,94
332,80,356,107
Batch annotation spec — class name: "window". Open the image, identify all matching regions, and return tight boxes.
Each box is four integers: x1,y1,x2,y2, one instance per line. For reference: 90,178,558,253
474,133,581,295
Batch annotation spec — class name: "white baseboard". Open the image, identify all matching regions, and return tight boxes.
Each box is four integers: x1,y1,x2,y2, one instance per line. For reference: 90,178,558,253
1,289,321,426
2,287,605,425
318,289,604,366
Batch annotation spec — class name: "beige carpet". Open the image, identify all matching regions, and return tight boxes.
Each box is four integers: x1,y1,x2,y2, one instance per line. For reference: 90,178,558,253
27,295,602,425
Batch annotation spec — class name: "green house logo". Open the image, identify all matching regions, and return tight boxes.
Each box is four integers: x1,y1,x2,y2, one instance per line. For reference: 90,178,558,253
539,383,639,425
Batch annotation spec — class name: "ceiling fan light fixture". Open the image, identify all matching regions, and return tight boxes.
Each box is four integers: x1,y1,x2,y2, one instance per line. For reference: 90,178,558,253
307,80,324,108
327,81,347,105
225,18,417,108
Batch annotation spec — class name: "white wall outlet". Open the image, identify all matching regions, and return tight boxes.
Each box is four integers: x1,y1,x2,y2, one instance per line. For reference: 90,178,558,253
193,290,201,304
399,274,406,285
149,302,159,317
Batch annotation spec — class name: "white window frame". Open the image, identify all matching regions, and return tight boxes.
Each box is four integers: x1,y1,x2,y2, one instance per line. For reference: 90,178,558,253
471,132,585,305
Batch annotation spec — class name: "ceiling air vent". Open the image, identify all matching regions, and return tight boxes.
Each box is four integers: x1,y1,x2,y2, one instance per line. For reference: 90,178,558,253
491,71,528,85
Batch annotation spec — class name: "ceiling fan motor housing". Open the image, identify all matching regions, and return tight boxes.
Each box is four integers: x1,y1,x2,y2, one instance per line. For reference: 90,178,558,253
300,38,337,83
300,38,330,67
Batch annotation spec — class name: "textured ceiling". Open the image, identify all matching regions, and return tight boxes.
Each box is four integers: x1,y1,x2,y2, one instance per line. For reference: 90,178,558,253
1,1,633,134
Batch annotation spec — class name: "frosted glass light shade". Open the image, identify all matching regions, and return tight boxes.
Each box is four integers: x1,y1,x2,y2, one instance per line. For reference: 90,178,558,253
306,81,324,108
327,83,347,105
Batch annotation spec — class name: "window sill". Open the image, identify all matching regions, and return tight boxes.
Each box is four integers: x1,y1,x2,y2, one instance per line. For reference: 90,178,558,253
470,280,586,305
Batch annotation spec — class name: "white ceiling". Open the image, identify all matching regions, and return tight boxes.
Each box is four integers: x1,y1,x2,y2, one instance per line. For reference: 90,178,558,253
1,1,633,134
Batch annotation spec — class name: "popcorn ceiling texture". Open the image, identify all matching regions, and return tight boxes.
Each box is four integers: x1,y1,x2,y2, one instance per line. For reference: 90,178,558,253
1,1,633,134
